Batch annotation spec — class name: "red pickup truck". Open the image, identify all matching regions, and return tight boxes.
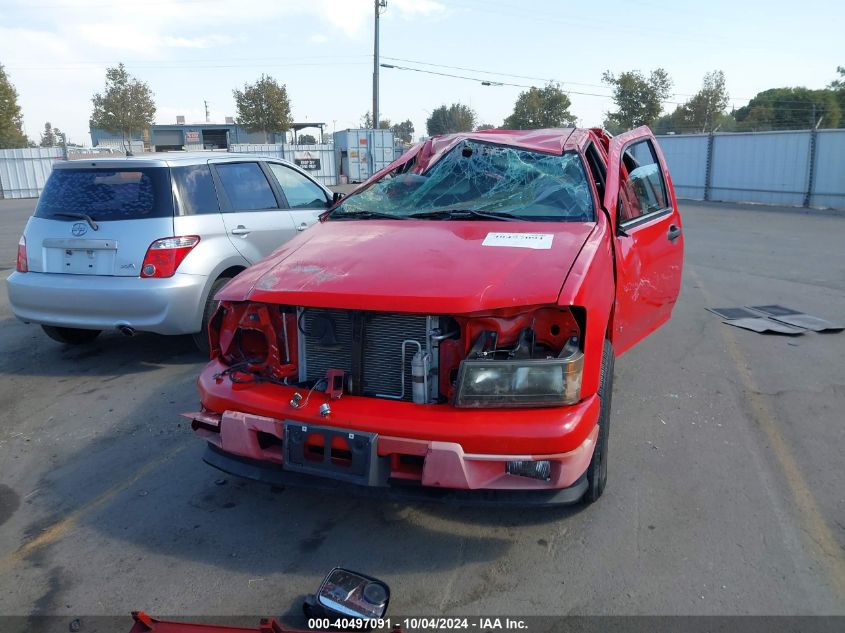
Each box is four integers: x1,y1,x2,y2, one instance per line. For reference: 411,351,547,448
187,126,683,505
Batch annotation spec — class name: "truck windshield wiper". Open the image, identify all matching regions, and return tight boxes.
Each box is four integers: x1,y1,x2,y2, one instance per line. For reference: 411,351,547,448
52,212,99,231
407,209,523,222
328,210,407,220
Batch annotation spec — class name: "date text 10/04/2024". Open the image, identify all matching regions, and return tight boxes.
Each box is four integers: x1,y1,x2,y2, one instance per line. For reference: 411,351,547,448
307,617,529,630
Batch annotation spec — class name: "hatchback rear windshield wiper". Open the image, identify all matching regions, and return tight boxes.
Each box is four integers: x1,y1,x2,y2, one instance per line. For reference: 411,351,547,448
407,209,524,222
328,210,407,220
52,212,99,231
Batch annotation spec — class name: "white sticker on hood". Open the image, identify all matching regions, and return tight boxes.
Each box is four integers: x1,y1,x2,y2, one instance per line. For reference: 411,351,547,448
482,232,554,250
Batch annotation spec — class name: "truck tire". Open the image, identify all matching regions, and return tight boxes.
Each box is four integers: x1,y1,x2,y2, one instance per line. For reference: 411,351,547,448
585,339,614,503
41,325,101,345
192,276,232,354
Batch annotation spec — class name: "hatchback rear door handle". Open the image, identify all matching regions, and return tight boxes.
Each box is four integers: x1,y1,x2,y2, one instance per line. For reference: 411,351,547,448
230,225,250,236
667,224,682,241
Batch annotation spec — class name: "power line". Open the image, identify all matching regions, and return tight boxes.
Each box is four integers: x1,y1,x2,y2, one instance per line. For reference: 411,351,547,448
6,61,371,71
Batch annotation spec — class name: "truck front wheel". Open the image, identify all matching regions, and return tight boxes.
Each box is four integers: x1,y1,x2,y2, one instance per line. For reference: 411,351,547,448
585,339,614,503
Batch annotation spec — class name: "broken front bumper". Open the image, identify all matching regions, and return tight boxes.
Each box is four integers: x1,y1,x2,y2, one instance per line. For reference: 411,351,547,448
189,359,600,504
187,405,598,506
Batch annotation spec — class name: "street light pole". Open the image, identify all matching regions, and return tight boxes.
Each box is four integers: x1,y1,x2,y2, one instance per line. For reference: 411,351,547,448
372,0,386,129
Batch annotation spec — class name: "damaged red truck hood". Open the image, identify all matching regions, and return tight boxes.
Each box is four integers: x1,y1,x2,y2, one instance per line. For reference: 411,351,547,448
217,220,596,314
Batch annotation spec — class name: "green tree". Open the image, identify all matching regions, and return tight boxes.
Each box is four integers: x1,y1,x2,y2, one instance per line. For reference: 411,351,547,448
475,123,496,131
652,70,733,134
233,74,292,143
602,68,672,131
90,63,156,152
653,107,736,135
681,70,730,133
297,133,317,144
828,66,845,128
390,119,414,143
426,103,476,136
40,121,59,147
0,63,28,149
734,87,841,131
361,111,390,129
502,83,576,129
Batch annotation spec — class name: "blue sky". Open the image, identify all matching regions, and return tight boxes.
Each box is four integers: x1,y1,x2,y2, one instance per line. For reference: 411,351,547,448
1,0,842,145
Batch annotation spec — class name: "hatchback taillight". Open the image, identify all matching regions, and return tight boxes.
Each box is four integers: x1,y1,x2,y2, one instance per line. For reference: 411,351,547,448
16,236,27,273
140,236,200,278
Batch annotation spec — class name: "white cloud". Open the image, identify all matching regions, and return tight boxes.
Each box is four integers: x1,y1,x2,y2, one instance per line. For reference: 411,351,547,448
390,0,447,17
0,0,451,142
161,35,235,49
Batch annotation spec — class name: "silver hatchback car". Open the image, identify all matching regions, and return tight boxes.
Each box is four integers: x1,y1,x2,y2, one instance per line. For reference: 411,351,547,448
6,152,336,350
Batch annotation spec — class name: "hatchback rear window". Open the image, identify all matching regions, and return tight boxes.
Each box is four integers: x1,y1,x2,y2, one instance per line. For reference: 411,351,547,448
35,168,173,220
172,164,220,215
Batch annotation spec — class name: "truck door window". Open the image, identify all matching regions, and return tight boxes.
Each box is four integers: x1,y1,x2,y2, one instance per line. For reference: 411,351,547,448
618,140,669,224
585,143,606,200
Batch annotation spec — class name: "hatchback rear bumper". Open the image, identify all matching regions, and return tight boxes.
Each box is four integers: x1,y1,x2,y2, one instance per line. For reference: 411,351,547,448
6,271,208,335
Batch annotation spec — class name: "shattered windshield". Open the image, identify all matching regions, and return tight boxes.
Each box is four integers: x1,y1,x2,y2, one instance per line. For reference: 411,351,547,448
331,140,594,222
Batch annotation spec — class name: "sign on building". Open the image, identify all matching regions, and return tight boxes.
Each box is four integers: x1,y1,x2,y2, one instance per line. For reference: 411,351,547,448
294,151,321,170
185,130,200,143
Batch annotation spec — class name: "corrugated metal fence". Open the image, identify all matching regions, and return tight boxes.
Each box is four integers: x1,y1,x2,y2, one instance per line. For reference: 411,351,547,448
656,129,845,209
0,148,63,199
229,143,338,186
4,133,843,208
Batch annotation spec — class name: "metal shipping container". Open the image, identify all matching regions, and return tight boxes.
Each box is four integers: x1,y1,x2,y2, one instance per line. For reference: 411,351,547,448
333,129,396,183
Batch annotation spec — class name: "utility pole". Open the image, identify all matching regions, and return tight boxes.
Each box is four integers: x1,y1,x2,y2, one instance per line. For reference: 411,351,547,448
372,0,386,129
204,100,210,123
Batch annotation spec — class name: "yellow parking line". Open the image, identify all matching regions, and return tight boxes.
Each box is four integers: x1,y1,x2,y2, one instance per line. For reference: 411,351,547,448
0,445,187,574
690,267,845,598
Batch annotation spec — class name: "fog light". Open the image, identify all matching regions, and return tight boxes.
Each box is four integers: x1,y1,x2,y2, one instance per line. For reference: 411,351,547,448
506,460,551,481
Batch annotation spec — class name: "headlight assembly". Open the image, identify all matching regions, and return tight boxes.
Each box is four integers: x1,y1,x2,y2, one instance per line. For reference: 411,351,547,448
454,352,583,408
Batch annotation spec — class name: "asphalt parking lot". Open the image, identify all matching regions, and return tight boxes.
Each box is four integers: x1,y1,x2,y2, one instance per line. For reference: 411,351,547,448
0,198,843,626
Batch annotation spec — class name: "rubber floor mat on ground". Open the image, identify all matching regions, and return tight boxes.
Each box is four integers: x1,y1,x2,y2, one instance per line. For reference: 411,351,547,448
705,307,807,335
746,305,845,333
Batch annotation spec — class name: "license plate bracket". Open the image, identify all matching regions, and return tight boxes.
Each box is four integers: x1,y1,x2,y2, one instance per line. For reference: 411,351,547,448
283,422,388,486
63,248,97,274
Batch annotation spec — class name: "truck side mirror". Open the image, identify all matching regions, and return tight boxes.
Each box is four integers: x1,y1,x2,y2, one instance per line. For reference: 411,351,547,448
304,568,390,620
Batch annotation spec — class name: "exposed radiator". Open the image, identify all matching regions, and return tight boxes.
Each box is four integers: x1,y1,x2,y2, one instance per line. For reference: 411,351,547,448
299,308,436,402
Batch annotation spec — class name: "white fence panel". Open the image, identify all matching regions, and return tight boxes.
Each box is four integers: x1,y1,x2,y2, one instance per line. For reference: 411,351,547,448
0,148,63,199
229,143,337,186
710,131,810,207
656,129,845,210
656,134,709,200
811,130,845,209
93,139,144,154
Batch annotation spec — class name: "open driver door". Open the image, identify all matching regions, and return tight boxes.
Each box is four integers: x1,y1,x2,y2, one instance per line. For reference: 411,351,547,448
603,126,684,356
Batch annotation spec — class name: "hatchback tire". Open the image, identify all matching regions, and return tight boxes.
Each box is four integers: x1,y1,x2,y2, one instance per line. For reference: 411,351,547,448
193,276,233,354
584,339,614,503
41,325,102,345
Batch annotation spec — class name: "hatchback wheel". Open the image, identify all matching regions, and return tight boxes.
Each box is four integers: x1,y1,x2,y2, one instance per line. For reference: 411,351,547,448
193,276,233,354
585,339,614,503
41,325,102,345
